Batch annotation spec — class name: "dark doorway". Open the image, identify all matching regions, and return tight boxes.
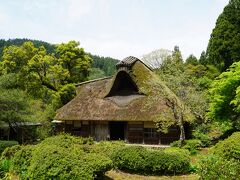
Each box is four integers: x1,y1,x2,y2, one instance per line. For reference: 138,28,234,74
109,122,125,140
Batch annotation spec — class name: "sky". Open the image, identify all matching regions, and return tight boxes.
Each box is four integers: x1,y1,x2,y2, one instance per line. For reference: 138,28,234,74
0,0,229,60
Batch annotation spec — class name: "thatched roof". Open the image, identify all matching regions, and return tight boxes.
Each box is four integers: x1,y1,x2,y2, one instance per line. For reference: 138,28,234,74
55,57,187,122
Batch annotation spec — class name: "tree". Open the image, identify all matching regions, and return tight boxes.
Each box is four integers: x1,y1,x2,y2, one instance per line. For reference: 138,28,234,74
208,61,240,130
199,51,207,65
0,41,91,106
56,41,92,83
0,88,30,125
141,49,172,69
90,54,119,76
154,47,210,145
172,46,183,63
206,0,240,71
185,54,198,65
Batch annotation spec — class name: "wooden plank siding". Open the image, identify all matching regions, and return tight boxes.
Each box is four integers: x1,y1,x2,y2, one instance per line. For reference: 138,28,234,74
61,120,180,145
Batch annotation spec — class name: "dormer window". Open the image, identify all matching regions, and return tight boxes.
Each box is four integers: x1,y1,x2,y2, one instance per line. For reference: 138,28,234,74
107,71,139,96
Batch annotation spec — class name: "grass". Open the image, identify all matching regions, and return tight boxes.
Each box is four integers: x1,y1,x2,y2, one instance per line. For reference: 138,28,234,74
104,170,199,180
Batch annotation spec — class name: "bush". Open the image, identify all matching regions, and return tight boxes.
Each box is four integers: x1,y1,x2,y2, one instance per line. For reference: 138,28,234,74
112,146,190,175
1,145,21,160
170,139,202,154
10,135,112,179
26,144,112,179
39,134,94,148
0,159,10,178
198,155,240,180
212,132,240,160
10,145,33,179
0,141,19,154
198,132,240,179
89,141,125,157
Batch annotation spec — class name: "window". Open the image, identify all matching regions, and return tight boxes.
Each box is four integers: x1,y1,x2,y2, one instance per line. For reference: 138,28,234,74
144,128,158,138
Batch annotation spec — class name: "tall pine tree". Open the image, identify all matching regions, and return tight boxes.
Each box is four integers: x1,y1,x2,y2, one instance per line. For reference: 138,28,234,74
206,0,240,72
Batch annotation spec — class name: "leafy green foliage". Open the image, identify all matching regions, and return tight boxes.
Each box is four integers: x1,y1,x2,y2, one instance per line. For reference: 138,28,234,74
170,139,202,154
0,141,19,155
111,146,190,175
192,122,232,147
9,134,112,179
198,155,240,180
0,39,55,61
156,47,209,125
212,132,240,160
56,41,92,83
0,40,92,140
0,159,10,178
0,41,91,102
11,145,33,178
208,61,240,130
198,132,240,179
90,55,119,76
185,54,198,65
1,145,21,160
88,68,106,80
206,0,240,71
0,88,31,124
199,51,207,65
88,141,125,157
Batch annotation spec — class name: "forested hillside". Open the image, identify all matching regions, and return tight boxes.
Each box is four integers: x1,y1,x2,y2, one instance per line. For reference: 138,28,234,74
0,39,119,78
1,0,240,179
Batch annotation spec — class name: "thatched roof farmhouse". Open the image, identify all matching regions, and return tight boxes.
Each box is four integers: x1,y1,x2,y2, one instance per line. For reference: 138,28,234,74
54,56,190,144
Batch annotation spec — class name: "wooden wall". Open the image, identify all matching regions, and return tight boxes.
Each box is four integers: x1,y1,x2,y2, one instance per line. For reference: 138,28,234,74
62,120,180,145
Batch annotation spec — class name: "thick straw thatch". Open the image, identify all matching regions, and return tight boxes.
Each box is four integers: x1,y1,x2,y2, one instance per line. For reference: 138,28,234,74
55,57,189,123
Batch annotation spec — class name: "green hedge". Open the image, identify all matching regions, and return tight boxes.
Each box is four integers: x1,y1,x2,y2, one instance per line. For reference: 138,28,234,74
198,132,240,180
170,139,202,154
0,141,19,154
212,132,240,160
198,155,240,180
111,146,190,175
9,134,113,179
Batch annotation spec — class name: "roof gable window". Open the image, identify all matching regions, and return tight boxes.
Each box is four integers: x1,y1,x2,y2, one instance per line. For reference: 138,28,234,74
107,71,139,96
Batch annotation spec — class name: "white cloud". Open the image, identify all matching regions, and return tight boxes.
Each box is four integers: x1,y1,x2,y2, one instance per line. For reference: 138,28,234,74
81,37,150,60
67,0,92,21
0,7,8,24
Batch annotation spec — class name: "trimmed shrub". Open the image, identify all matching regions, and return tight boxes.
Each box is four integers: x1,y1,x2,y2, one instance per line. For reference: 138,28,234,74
1,145,21,160
88,141,125,157
112,146,147,173
10,135,113,179
39,133,94,147
0,159,10,178
0,141,19,154
27,144,112,179
10,145,33,179
212,132,240,160
198,132,240,179
198,155,240,180
112,146,190,175
170,139,202,154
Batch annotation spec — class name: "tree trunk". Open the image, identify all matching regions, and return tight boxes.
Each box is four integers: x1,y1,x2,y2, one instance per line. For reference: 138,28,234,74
178,114,185,147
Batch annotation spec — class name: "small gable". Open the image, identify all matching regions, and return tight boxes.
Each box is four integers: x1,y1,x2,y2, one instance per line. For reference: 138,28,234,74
106,71,139,96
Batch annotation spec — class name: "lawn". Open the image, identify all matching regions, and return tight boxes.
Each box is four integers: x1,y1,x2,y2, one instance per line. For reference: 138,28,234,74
105,170,199,180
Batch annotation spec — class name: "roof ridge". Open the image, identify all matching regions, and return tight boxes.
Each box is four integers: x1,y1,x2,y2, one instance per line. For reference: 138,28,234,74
75,76,112,86
116,56,152,71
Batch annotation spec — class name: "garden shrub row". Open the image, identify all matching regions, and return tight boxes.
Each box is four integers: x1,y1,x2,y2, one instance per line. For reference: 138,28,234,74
1,134,193,178
111,146,191,175
170,139,202,154
198,132,240,180
0,141,19,154
2,134,113,179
